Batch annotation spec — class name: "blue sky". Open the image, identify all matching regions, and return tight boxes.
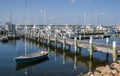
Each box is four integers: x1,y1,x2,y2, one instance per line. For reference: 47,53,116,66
0,0,120,25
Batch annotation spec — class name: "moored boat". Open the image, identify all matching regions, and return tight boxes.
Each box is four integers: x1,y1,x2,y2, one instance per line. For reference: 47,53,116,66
0,36,8,42
15,51,48,64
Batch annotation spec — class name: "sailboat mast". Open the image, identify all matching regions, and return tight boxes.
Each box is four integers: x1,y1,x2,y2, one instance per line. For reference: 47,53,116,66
25,0,28,56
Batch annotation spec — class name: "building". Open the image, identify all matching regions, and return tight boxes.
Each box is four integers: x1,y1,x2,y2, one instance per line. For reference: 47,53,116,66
5,22,16,34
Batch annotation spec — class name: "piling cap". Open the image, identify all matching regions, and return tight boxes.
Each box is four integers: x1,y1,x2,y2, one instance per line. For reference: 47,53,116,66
55,34,57,38
48,34,50,36
113,41,116,47
74,37,77,40
106,37,109,42
89,36,93,44
63,36,65,39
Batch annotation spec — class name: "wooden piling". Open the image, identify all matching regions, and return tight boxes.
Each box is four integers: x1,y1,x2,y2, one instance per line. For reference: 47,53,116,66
48,34,50,45
61,33,63,37
79,35,81,40
79,48,81,54
55,34,57,45
63,36,66,50
69,45,71,51
74,37,77,52
106,37,109,44
89,36,93,59
112,41,117,62
69,33,70,39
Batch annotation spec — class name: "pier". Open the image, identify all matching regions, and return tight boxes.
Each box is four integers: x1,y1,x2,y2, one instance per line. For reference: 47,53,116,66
25,39,110,71
25,33,120,62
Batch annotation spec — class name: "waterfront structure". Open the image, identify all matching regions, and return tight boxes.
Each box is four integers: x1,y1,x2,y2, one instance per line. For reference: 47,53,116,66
85,25,95,32
24,28,120,62
5,22,16,34
0,26,2,31
114,25,120,33
96,25,107,32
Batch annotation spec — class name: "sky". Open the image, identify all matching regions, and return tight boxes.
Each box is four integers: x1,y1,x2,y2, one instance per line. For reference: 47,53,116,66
0,0,120,25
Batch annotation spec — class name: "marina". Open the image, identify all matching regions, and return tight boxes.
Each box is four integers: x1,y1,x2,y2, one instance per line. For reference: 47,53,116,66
0,0,120,76
0,37,120,76
0,24,120,76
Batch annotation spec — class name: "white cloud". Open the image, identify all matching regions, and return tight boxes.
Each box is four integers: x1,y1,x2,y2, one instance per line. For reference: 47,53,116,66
95,12,106,16
69,0,94,4
49,16,57,20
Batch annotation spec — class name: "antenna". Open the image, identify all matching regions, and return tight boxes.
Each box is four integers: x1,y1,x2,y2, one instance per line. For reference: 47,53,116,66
25,0,28,56
43,9,46,25
84,12,86,26
40,9,46,25
25,0,28,26
10,13,12,24
118,16,120,25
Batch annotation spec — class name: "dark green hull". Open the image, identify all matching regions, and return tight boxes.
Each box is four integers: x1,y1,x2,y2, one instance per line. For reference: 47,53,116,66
15,53,48,64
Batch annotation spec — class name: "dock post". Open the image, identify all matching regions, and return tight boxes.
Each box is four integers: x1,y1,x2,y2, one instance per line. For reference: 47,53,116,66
74,37,77,52
102,35,104,39
106,37,109,44
79,48,81,54
112,41,117,62
38,33,40,42
106,53,109,62
69,33,70,39
48,34,50,45
69,45,71,51
79,35,81,40
63,36,66,50
89,36,93,59
61,33,63,37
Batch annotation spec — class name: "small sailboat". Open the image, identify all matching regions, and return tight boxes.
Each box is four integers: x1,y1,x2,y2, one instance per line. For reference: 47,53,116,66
15,51,49,64
15,0,48,64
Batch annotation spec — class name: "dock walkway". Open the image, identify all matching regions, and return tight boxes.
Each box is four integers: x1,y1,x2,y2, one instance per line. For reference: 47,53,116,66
26,34,120,62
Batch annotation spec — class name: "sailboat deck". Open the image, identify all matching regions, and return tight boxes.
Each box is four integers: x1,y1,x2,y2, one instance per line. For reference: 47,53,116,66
15,51,48,59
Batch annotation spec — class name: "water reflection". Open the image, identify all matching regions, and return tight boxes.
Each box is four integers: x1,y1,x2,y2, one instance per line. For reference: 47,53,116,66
74,52,77,70
54,46,57,60
15,57,49,71
48,45,50,52
63,51,66,64
24,39,110,73
25,68,28,76
89,58,92,72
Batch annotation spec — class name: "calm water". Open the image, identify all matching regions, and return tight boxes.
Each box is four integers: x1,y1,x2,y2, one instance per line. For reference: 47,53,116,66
0,38,120,76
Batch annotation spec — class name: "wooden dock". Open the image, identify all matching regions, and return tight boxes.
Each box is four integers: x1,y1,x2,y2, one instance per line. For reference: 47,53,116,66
25,33,120,62
25,39,111,71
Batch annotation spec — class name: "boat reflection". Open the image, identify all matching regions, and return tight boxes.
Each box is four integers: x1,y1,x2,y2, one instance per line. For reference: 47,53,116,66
15,57,49,71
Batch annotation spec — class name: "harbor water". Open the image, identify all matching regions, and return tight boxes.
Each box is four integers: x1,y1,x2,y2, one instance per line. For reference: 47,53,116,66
0,38,120,76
